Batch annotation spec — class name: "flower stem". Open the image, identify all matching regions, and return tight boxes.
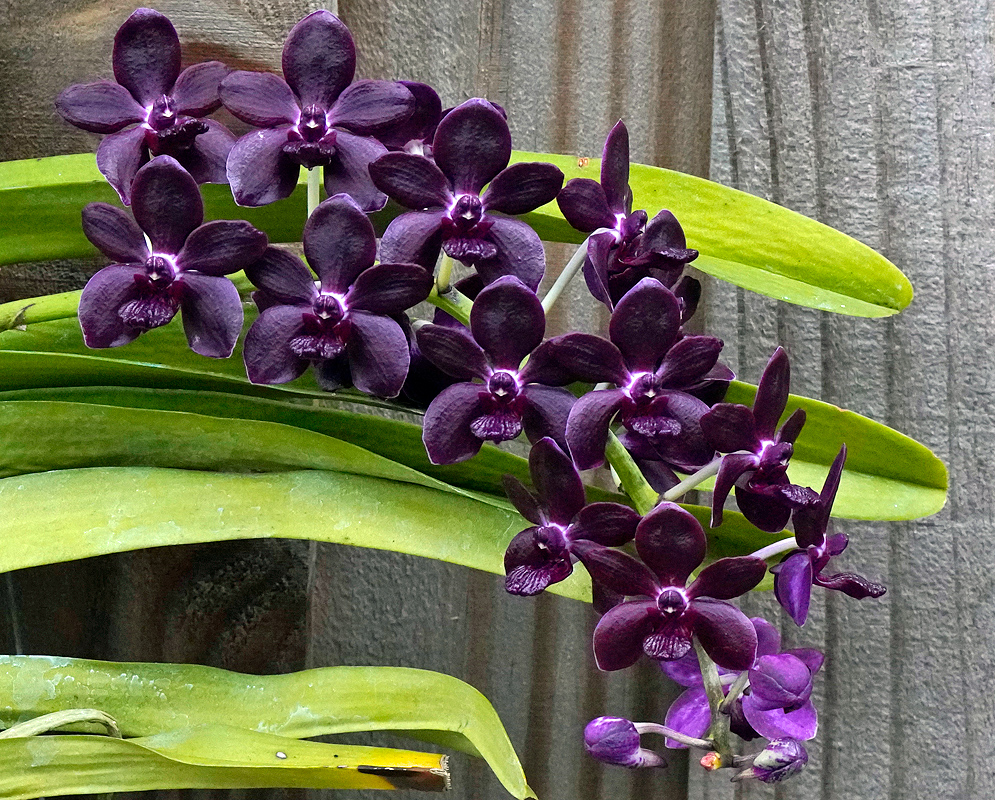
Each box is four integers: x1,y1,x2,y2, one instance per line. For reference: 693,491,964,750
541,239,589,313
662,456,724,502
719,670,751,714
634,722,714,750
307,167,322,218
436,253,456,294
0,709,121,739
427,284,473,327
749,536,799,562
604,431,659,515
694,638,733,764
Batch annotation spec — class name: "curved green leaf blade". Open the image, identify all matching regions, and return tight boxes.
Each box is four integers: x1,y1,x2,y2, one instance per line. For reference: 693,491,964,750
0,152,910,316
0,724,449,798
1,656,534,797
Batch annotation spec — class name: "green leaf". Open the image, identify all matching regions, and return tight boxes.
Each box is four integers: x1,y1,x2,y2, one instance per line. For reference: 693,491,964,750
0,152,910,316
721,381,948,520
0,725,450,798
0,655,533,797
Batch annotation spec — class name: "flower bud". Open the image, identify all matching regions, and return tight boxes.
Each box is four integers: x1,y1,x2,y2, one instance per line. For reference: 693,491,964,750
732,738,807,784
584,717,666,769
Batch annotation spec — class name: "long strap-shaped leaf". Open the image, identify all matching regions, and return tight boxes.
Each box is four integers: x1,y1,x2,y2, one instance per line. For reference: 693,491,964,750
0,725,450,798
0,656,533,797
0,153,910,316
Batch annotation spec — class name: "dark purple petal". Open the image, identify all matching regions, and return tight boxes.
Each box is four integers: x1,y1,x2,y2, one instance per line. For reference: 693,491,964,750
556,178,616,233
572,541,659,598
482,162,564,215
303,194,377,293
470,275,544,367
689,598,758,671
81,202,149,263
688,556,768,601
322,130,389,212
582,229,617,307
608,278,681,371
642,209,692,251
570,503,640,547
180,119,236,185
527,437,585,525
635,502,706,587
502,475,543,525
826,532,849,556
113,8,181,106
772,552,815,626
523,333,629,387
813,570,887,599
245,247,316,305
176,220,268,276
736,487,793,532
379,210,446,269
778,408,807,445
592,599,660,671
710,452,758,527
624,392,715,472
785,648,825,674
96,126,148,205
433,98,511,194
660,651,706,688
754,347,790,439
600,120,631,215
748,654,814,710
177,272,243,358
663,688,711,748
78,264,144,348
131,156,203,254
227,128,300,207
795,445,846,547
422,382,489,464
742,698,818,742
701,403,761,454
220,71,299,127
171,61,229,115
55,81,144,133
504,526,573,595
282,10,356,108
416,325,489,380
243,304,309,384
347,263,433,315
754,616,782,657
565,389,628,470
315,356,352,391
657,336,723,390
329,80,414,134
521,385,575,449
346,311,410,398
476,217,546,291
637,458,681,494
369,152,451,209
379,81,442,149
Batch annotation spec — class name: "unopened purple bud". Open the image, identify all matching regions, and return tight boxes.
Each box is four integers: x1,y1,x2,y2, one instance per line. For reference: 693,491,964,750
732,738,807,784
584,717,666,769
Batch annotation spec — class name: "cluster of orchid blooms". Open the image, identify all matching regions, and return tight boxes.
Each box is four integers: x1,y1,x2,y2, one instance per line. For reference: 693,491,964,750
56,7,888,787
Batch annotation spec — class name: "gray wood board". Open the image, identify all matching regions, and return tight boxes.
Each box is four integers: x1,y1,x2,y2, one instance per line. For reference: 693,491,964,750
696,0,991,797
0,1,715,799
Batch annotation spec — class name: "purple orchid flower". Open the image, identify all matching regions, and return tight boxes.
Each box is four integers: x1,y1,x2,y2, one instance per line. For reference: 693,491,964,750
554,278,730,472
701,347,819,532
370,99,564,291
376,81,443,156
502,438,640,603
662,617,823,747
78,155,266,357
772,445,887,625
583,717,666,769
220,10,414,209
55,8,235,205
416,276,578,463
733,739,808,784
556,120,698,308
242,194,432,397
583,502,767,671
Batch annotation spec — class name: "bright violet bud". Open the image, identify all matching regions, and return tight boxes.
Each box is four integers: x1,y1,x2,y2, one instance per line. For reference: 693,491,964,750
732,739,808,784
584,717,666,769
